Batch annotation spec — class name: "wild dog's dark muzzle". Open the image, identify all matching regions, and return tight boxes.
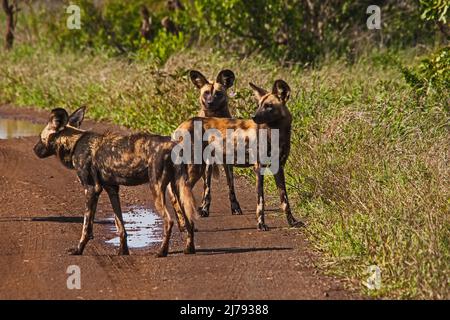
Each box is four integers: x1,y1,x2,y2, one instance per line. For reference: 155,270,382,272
205,96,216,109
206,100,214,108
33,140,53,158
204,92,224,110
252,114,263,124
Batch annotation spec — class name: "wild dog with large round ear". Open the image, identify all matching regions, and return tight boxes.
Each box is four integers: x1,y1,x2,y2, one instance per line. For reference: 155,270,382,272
33,107,85,160
174,79,303,230
34,107,198,257
189,69,236,117
250,80,291,125
187,69,242,220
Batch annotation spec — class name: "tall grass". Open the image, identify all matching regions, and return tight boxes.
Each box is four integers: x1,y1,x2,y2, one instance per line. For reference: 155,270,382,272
0,45,448,299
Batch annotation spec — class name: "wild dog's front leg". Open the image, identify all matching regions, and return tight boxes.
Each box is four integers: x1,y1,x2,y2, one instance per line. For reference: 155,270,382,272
224,165,242,215
68,185,101,255
274,167,304,228
199,165,213,217
254,165,268,231
104,185,129,255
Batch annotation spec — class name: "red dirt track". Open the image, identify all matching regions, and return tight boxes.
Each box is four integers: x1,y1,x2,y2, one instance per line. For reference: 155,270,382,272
0,105,359,299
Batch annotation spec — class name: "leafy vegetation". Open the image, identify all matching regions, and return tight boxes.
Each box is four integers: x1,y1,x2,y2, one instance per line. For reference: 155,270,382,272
401,46,450,99
3,0,443,63
420,0,449,23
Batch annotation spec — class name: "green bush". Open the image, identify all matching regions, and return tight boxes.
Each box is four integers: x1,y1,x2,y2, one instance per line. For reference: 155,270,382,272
135,30,186,64
401,46,450,99
47,0,144,55
420,0,449,23
173,0,437,64
4,0,441,65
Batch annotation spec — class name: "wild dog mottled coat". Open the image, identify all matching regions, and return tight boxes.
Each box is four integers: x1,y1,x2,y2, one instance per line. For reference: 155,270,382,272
188,69,242,217
33,107,197,257
174,80,303,230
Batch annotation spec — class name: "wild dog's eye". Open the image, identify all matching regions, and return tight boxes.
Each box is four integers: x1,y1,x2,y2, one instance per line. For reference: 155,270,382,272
215,91,223,98
265,104,274,112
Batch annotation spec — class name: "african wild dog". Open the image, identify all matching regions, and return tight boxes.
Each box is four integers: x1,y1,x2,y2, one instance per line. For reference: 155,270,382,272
173,80,304,231
33,107,197,257
189,69,242,217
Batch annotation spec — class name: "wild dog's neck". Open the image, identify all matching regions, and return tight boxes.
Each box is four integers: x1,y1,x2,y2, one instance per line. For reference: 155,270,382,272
199,99,232,118
264,110,292,131
55,126,86,169
264,113,292,165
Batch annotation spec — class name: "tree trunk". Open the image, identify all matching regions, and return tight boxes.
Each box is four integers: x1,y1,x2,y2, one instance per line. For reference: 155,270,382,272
2,0,16,50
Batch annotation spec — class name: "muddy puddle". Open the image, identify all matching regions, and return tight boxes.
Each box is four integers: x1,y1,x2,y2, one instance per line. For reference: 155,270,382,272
0,118,44,139
105,206,162,248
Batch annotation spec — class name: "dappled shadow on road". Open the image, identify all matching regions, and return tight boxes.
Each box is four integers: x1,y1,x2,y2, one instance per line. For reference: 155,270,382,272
197,226,257,232
0,216,113,225
197,226,282,232
171,246,292,255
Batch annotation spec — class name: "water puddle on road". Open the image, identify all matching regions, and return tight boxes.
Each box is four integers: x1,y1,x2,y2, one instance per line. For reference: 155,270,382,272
0,118,44,139
105,206,162,248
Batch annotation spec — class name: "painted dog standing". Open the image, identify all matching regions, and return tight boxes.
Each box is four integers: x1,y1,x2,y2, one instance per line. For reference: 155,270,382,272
174,80,304,231
33,107,197,257
189,69,242,217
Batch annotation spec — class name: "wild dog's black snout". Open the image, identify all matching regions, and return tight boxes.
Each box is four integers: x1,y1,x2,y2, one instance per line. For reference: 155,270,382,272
33,140,52,158
252,114,263,124
205,95,215,108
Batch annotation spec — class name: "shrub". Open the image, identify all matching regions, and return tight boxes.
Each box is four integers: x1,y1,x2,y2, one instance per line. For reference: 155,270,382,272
401,46,450,100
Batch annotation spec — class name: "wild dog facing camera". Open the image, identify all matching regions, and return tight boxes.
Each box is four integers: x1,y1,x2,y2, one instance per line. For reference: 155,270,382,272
189,69,236,113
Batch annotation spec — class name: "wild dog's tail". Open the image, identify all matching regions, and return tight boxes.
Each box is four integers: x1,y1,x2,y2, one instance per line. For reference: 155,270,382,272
175,162,199,223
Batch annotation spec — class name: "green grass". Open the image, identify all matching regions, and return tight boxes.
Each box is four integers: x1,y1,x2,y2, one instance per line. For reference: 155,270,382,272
0,45,448,299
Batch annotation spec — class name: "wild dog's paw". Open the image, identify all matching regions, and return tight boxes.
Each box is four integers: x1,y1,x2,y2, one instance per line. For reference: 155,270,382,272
198,207,209,217
257,223,269,231
118,247,130,256
67,247,82,255
183,246,196,255
155,249,168,258
231,202,243,215
288,217,305,228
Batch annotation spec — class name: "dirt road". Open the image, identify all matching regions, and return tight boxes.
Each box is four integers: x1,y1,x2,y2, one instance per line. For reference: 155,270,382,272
0,105,358,299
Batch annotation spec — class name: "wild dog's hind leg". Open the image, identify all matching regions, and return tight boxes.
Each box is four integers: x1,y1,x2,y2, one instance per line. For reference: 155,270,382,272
87,166,101,240
224,165,242,215
104,185,129,255
170,181,195,254
168,185,199,233
69,185,101,255
168,185,186,232
254,164,268,231
274,167,304,228
153,190,174,257
199,165,213,217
